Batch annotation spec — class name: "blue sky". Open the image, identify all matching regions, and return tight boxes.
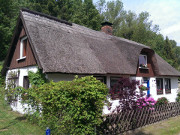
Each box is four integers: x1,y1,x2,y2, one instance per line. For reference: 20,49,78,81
93,0,180,46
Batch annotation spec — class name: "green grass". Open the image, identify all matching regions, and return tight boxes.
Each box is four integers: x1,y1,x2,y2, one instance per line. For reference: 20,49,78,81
0,90,44,135
126,115,180,135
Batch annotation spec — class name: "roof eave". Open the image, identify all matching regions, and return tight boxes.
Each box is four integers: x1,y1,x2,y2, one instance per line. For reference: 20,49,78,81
20,10,42,70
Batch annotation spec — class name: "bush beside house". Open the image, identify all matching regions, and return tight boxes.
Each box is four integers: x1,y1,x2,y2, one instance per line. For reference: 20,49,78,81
18,76,108,135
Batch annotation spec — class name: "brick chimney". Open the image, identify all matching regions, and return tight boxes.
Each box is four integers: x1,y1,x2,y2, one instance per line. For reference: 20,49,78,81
101,22,113,35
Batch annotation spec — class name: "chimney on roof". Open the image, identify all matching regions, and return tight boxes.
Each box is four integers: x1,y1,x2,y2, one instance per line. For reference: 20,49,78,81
101,22,113,35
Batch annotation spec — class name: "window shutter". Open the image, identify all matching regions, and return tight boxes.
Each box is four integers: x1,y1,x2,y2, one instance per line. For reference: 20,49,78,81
23,39,27,57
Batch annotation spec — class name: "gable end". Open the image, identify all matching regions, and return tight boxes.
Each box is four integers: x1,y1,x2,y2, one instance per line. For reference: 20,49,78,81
9,27,37,69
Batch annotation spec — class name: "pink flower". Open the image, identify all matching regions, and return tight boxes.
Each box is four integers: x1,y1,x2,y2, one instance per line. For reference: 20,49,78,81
151,103,155,106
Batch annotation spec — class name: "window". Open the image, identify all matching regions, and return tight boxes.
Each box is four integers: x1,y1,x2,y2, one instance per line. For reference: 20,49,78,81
7,71,19,102
8,77,19,89
156,78,163,95
19,36,27,59
23,76,29,89
110,77,122,99
165,78,171,94
94,76,106,84
139,55,147,68
110,77,122,89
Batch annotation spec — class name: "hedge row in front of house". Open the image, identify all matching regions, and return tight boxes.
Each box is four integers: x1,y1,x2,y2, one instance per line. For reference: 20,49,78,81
22,75,108,135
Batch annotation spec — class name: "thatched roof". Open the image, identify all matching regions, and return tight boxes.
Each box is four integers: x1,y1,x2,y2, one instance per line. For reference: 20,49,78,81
2,9,180,77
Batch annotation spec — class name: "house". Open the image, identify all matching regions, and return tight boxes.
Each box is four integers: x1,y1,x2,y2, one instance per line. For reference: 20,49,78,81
2,8,180,114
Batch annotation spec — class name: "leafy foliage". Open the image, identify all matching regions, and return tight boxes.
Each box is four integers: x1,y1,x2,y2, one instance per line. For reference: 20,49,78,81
28,69,47,87
21,76,108,134
156,97,168,106
139,84,148,91
0,61,5,87
176,92,180,102
109,78,145,112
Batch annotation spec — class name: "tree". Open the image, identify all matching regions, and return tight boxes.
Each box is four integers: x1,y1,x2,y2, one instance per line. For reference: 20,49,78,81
98,0,126,35
116,10,137,39
79,0,102,30
0,0,18,61
162,37,178,68
109,78,144,112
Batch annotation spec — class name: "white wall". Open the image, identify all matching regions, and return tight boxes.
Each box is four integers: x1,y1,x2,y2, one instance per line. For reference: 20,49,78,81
46,74,78,82
152,77,178,102
134,77,178,102
6,66,38,87
6,66,38,114
103,76,179,114
5,70,179,114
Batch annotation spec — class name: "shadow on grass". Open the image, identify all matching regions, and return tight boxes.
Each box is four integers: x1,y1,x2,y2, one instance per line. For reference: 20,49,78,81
15,116,26,121
0,119,17,130
133,130,152,135
0,116,26,131
124,129,153,135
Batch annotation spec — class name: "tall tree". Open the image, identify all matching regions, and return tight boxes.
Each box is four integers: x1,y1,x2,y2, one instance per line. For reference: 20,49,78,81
163,37,178,68
0,0,19,61
98,0,125,34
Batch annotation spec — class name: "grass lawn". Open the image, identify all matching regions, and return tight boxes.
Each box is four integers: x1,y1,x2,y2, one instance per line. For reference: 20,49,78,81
126,115,180,135
0,93,44,135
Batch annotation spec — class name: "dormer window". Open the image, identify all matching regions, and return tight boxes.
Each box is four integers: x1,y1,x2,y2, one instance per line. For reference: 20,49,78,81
139,55,147,68
17,36,27,61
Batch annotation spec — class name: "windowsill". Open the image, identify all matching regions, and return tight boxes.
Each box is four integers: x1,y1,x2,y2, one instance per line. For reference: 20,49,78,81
157,93,163,95
139,67,149,69
16,56,26,61
165,90,171,94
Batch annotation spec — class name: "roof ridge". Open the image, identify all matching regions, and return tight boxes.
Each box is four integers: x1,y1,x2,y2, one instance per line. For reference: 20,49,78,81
113,36,150,48
21,8,72,26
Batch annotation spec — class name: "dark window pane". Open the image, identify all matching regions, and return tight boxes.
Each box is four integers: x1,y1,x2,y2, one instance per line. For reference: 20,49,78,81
110,77,121,89
94,76,106,84
23,76,29,89
156,78,163,95
165,78,171,94
23,39,27,57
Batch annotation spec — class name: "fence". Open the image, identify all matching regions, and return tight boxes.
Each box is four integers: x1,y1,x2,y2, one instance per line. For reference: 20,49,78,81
98,102,180,134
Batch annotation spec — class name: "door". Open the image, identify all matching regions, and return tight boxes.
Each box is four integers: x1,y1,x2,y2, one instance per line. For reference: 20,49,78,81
143,77,150,97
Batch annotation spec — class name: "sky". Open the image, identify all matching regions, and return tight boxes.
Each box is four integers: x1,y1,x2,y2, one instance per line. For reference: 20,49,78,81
93,0,180,46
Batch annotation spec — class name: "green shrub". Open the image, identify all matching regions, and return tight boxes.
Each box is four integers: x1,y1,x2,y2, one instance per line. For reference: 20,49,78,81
28,70,47,87
156,97,168,106
0,61,5,87
24,76,108,135
176,92,180,102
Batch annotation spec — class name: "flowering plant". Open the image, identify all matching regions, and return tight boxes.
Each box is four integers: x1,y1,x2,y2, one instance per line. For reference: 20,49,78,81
156,97,168,106
139,85,148,91
139,63,147,68
136,96,156,110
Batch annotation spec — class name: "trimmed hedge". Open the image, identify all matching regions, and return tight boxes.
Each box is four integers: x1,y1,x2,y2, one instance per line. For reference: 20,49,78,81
23,76,108,135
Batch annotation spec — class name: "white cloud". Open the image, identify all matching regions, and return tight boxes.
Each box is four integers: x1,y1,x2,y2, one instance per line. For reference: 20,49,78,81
162,23,180,35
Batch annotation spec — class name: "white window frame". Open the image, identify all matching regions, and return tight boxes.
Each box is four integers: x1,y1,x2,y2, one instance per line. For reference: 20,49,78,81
17,36,27,61
139,54,147,68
